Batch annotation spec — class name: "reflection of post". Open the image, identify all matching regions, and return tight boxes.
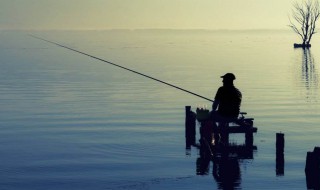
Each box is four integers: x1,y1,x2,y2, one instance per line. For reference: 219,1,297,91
276,133,285,176
185,106,196,148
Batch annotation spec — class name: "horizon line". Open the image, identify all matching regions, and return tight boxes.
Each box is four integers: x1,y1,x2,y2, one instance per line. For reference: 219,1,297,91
0,28,293,32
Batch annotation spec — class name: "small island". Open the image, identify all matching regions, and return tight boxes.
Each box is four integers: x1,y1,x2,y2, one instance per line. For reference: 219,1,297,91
289,0,320,48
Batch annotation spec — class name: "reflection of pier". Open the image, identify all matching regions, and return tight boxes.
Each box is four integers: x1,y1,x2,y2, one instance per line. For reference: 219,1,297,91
196,143,254,189
185,106,258,189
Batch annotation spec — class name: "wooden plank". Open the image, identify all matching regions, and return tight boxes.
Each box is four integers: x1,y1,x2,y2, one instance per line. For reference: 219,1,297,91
217,126,257,133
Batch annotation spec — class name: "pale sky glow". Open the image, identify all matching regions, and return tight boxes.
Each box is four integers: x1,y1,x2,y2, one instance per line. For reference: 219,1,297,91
0,0,295,30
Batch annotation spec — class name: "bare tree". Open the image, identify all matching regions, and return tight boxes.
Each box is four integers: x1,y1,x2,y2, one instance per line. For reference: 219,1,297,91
289,0,320,48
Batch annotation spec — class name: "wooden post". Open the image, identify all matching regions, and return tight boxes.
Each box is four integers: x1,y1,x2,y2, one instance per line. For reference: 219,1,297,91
305,151,316,189
276,133,285,153
314,147,320,189
185,106,196,148
305,147,320,189
245,132,253,147
276,133,285,176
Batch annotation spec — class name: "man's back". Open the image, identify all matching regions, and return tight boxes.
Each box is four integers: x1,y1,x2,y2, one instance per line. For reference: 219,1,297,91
215,86,242,117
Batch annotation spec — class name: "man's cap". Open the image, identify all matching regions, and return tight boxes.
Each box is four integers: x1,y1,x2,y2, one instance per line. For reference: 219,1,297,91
221,73,236,80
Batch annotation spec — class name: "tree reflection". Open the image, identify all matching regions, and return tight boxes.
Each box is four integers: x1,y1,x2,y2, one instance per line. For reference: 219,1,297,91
300,48,318,99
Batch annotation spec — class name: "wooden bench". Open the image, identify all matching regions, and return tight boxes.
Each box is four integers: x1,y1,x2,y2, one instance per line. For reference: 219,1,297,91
215,112,257,134
197,111,257,147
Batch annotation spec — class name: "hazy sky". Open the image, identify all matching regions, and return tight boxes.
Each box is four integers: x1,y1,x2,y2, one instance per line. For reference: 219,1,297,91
0,0,295,30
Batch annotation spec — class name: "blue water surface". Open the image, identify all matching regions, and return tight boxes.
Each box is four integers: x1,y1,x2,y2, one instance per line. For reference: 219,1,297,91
0,30,319,189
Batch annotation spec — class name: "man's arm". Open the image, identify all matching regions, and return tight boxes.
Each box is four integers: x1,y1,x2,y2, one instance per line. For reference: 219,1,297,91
212,100,219,111
212,87,221,111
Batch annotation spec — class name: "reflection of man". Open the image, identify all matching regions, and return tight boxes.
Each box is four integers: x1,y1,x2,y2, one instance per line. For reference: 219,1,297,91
212,157,241,189
212,73,242,121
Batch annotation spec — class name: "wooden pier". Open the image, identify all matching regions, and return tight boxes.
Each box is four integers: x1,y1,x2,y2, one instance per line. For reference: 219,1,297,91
185,106,258,149
186,106,258,188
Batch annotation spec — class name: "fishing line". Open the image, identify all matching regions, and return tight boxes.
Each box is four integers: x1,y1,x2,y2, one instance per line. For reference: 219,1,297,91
30,35,214,102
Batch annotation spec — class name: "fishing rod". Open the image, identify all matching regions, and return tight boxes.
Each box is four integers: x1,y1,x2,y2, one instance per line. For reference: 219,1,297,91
30,35,214,102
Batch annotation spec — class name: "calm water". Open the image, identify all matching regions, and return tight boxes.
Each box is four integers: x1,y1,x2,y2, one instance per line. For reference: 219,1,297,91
0,30,319,189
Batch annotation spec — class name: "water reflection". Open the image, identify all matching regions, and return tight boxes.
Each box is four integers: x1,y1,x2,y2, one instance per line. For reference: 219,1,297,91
276,149,285,176
195,139,257,189
212,156,241,190
185,107,258,189
297,48,319,100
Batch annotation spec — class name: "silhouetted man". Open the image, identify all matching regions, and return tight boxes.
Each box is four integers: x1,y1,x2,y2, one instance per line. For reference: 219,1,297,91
200,73,242,145
212,73,242,119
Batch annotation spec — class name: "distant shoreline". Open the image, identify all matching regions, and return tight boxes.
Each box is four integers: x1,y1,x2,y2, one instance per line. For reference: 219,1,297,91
0,28,294,33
